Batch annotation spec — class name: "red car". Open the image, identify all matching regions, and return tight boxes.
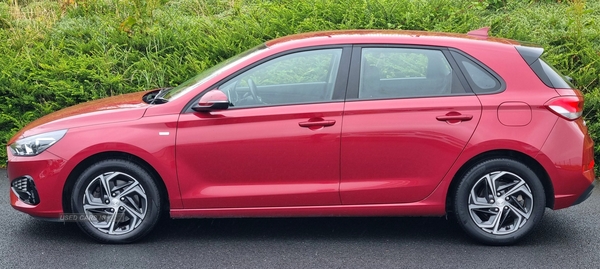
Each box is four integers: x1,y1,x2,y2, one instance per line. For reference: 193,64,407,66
6,28,595,245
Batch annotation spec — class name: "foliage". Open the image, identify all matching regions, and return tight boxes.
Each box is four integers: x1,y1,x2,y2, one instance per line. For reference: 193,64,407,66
1,0,600,170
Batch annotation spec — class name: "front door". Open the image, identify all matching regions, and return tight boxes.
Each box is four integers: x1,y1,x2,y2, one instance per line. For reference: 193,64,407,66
176,47,350,208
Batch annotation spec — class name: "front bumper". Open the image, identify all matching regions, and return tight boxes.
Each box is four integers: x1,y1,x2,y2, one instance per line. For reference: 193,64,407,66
6,149,68,218
11,175,40,205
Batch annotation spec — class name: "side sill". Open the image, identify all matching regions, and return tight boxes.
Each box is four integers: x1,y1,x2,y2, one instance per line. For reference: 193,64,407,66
32,216,64,223
170,203,446,219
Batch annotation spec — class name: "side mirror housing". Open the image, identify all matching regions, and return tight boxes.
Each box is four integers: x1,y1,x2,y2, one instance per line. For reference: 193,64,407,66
192,89,230,112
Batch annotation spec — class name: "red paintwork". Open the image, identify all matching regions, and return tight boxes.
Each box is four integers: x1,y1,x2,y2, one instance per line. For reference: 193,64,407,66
466,27,490,39
6,30,594,221
264,29,519,47
340,95,481,204
8,91,150,144
497,102,531,126
176,103,343,208
197,89,229,106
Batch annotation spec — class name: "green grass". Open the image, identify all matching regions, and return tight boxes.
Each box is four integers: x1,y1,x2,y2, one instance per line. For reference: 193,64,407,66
1,0,600,169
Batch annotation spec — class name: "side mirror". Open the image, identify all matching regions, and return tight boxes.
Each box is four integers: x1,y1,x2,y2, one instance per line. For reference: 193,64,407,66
192,89,230,112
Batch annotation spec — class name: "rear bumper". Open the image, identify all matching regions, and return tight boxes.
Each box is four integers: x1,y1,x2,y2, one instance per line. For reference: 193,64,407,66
536,117,595,210
572,181,596,206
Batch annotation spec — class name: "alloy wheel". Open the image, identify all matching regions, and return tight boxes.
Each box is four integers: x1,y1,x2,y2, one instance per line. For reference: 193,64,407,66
82,172,148,235
467,171,534,235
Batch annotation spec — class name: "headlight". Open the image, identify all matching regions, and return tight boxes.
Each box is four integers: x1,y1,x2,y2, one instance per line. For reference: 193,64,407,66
9,129,68,156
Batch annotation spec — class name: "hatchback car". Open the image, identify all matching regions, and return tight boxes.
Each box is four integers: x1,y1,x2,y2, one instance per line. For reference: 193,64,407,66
6,28,596,245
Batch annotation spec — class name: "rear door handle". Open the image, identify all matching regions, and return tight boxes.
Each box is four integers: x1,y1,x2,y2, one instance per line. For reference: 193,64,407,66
436,114,473,121
298,120,336,127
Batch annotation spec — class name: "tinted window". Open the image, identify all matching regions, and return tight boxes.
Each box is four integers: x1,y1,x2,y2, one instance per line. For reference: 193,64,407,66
220,49,343,108
358,48,466,99
462,61,497,90
451,51,502,94
539,59,573,89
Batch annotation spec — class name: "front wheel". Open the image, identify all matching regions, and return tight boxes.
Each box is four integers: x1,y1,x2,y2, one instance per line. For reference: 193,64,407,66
71,159,161,243
453,158,546,245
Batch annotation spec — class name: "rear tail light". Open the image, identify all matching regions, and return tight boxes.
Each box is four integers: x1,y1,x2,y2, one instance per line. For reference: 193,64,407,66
585,159,595,171
583,131,595,172
544,96,584,120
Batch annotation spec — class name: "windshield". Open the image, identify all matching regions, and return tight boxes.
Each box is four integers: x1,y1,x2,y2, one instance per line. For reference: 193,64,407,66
163,43,268,100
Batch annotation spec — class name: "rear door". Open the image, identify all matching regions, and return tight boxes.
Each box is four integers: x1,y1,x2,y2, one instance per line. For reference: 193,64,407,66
340,46,482,204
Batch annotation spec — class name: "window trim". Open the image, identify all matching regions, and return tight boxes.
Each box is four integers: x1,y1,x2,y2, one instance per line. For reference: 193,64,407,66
345,45,475,101
183,45,352,113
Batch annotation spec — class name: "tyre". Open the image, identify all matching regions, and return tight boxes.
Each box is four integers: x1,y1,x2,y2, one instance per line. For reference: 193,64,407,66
453,158,546,245
71,159,161,243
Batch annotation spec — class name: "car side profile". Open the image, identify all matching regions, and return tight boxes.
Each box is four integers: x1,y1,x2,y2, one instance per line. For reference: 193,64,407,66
6,28,596,245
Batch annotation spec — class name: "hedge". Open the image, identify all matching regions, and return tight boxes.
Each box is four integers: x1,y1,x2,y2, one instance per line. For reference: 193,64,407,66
1,0,599,170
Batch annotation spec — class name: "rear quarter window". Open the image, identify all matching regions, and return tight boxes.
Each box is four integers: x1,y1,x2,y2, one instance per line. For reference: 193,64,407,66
450,50,505,94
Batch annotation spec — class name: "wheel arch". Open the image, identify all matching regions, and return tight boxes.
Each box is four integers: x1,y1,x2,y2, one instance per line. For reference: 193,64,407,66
62,151,170,215
446,149,554,213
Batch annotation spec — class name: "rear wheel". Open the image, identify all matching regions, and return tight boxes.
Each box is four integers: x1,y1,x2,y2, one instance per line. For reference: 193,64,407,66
71,159,161,243
453,158,546,245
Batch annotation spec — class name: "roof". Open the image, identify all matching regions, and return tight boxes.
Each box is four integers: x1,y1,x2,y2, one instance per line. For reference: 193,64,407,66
264,29,522,49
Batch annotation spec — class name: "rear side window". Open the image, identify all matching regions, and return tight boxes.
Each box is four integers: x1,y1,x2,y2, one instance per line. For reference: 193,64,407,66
450,51,503,94
516,45,573,89
535,59,573,89
357,47,467,99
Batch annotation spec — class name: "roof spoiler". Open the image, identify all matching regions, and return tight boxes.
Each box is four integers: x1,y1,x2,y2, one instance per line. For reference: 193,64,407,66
515,46,544,65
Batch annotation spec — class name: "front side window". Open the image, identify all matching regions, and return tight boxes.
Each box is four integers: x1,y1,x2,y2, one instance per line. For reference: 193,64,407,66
219,49,343,108
358,48,466,99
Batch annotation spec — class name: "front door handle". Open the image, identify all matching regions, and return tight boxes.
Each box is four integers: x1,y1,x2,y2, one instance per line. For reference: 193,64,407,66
298,120,336,127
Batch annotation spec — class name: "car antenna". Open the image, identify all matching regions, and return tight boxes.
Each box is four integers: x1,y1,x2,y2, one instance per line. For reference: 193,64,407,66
467,27,490,39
